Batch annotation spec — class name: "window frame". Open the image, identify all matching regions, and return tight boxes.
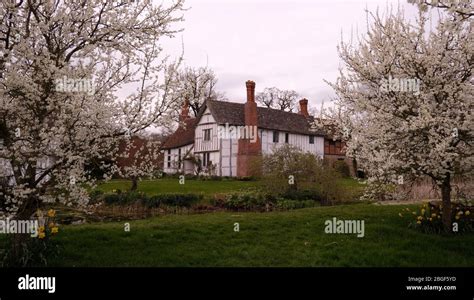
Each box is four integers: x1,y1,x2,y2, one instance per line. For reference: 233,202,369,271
273,131,279,143
203,129,211,141
202,152,211,168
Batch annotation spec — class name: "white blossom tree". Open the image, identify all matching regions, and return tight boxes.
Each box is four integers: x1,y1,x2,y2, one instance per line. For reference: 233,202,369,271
328,2,473,231
116,134,163,191
0,0,186,256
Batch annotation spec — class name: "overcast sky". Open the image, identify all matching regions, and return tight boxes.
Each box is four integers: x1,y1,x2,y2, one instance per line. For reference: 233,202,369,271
162,0,419,110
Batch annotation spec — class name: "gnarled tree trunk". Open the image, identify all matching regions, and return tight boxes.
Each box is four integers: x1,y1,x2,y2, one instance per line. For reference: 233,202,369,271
130,176,138,192
440,175,452,233
9,195,39,266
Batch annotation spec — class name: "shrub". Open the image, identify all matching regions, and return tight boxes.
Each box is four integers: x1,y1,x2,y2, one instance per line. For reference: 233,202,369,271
199,175,222,181
88,190,104,204
143,193,203,208
275,199,317,210
103,193,122,205
281,189,322,201
254,145,322,194
313,167,357,205
360,181,397,202
104,191,148,205
333,160,350,177
236,176,257,181
211,189,327,212
222,192,271,211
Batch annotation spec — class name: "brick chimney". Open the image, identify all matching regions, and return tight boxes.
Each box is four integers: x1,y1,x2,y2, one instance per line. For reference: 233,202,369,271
299,98,309,118
179,99,190,124
237,80,261,177
246,80,256,103
244,80,257,126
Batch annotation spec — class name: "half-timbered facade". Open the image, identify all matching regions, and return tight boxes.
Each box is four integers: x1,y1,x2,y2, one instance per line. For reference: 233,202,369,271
162,80,350,177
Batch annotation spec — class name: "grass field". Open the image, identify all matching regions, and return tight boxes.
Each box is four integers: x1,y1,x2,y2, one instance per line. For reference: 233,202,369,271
51,203,474,267
95,178,260,196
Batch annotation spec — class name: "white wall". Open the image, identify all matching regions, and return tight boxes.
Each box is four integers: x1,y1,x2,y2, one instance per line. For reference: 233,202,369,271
0,156,54,185
194,108,219,153
219,136,238,177
163,144,194,174
260,129,324,158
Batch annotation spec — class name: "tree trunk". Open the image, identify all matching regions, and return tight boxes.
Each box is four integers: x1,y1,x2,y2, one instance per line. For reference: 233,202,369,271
130,176,138,191
440,175,452,233
9,196,39,266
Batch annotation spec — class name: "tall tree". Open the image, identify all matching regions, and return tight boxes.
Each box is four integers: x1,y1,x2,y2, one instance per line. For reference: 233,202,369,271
174,66,225,117
256,87,299,112
328,3,473,231
0,0,186,259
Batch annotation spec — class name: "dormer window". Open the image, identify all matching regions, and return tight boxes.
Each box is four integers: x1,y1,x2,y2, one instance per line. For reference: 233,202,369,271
309,135,315,144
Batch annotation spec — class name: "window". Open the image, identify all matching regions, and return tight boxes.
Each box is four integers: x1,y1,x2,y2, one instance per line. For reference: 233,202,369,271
285,133,289,143
203,129,211,141
167,149,171,168
335,141,342,154
309,135,314,144
324,139,344,155
202,152,211,167
273,131,279,143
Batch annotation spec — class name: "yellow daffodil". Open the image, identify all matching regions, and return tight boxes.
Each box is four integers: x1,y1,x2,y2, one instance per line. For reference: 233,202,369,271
38,232,46,239
421,209,425,215
412,212,416,215
51,227,59,234
466,211,470,216
399,213,403,217
429,218,432,221
416,221,421,224
431,213,436,217
457,211,463,215
38,226,45,233
47,209,56,218
417,216,423,221
455,215,460,220
48,222,55,228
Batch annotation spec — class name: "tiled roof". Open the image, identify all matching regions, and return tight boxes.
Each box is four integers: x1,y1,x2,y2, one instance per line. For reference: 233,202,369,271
205,100,325,135
163,100,328,150
162,118,197,149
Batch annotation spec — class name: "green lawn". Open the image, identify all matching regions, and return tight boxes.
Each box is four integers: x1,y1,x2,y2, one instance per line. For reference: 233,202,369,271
51,203,474,267
95,178,260,196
